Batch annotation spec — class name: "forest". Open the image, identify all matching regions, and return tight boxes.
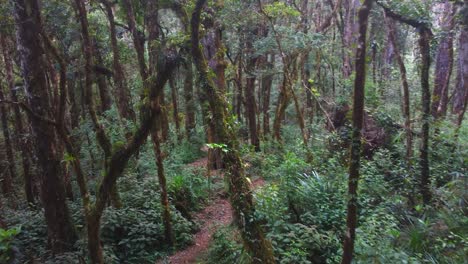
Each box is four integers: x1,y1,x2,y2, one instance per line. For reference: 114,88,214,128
0,0,466,263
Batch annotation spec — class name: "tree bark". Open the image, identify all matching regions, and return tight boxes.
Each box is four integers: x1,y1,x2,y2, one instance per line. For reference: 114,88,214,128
341,1,372,263
184,61,196,137
170,77,181,138
419,28,433,205
0,84,15,196
94,42,113,113
1,34,35,204
245,34,260,151
146,0,174,245
385,15,413,165
13,0,77,252
151,130,174,246
261,54,273,136
432,1,455,119
342,0,360,78
378,0,434,205
192,1,275,262
122,0,148,82
453,2,468,117
100,0,136,121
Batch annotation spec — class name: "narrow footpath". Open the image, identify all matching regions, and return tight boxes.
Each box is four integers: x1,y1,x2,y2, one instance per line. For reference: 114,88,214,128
158,157,265,264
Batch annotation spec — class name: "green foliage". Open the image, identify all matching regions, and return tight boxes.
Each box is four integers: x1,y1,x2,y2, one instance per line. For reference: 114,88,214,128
206,143,229,153
168,169,210,213
0,227,20,263
206,227,249,264
101,177,198,263
263,2,301,18
165,137,205,166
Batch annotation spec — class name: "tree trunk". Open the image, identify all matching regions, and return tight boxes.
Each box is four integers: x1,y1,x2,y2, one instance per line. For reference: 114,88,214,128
100,0,135,121
202,20,226,169
378,0,434,206
385,15,413,165
0,34,35,205
452,2,468,117
122,0,148,82
342,0,360,78
170,77,181,138
151,130,174,246
341,1,372,263
13,0,77,252
0,84,14,196
69,72,81,129
191,2,276,262
261,54,273,136
272,73,290,141
432,1,455,119
87,213,104,264
245,35,260,151
94,42,113,113
146,0,174,245
419,29,433,205
184,61,196,137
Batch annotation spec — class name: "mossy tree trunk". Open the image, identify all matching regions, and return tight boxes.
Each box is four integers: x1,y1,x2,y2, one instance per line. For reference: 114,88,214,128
191,1,276,263
13,0,77,252
341,1,372,263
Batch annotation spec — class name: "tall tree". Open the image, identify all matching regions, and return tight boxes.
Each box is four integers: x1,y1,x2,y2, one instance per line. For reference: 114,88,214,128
191,1,276,262
453,0,468,122
146,0,174,246
0,34,35,204
245,31,261,151
385,15,413,165
432,1,455,119
99,0,136,121
378,1,433,205
0,82,14,196
12,0,77,252
341,0,373,263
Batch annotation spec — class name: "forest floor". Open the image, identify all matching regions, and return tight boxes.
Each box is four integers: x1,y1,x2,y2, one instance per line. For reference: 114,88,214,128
158,157,265,264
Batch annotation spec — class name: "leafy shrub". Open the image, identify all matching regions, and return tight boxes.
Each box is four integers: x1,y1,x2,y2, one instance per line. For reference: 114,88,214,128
0,227,20,263
101,177,197,263
168,168,210,219
206,227,249,264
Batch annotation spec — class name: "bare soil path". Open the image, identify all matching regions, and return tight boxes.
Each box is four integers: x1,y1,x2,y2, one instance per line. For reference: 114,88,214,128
158,157,264,264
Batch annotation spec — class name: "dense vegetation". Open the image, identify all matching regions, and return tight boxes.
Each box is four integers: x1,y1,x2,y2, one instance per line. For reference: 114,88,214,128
0,0,466,263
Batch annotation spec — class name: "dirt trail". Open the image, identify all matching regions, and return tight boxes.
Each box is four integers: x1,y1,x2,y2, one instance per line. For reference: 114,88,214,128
158,157,264,264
